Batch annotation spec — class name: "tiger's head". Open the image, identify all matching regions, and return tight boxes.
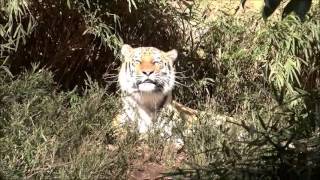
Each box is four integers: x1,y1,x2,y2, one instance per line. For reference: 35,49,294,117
119,44,178,94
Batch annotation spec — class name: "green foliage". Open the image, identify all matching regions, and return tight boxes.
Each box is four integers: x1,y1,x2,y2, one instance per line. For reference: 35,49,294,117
175,1,319,111
171,103,320,179
261,16,319,95
0,0,36,62
0,0,185,89
175,15,268,113
0,65,135,179
169,2,320,178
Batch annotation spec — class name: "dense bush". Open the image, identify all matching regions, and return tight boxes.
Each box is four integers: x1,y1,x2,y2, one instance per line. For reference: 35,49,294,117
0,65,134,179
1,0,184,89
169,2,320,179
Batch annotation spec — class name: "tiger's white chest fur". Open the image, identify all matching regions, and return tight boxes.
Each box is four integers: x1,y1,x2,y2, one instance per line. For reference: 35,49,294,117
121,92,171,133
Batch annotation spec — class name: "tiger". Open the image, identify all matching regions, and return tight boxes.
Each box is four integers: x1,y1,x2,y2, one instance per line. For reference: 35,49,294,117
117,44,197,138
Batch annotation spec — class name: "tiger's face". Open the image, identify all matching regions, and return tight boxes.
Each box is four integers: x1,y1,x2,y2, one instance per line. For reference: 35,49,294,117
119,44,177,94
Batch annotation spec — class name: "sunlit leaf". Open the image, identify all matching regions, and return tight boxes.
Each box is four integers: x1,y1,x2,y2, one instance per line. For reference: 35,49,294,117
66,0,71,9
0,65,14,78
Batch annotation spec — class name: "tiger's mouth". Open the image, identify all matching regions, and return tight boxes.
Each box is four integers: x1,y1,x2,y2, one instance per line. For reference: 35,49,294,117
142,79,155,84
136,79,156,85
136,79,161,92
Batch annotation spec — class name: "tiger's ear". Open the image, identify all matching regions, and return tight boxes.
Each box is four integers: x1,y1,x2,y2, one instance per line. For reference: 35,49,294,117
121,44,133,57
166,49,178,62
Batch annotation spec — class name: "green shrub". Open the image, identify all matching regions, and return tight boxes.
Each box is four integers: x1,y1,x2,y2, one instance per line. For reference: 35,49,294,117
168,2,320,178
1,0,185,89
0,65,136,179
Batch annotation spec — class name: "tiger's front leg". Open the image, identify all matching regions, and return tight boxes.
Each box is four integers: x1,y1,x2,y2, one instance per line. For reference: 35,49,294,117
121,98,154,134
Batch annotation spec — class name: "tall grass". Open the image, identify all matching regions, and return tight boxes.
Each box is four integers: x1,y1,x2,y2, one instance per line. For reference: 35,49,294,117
168,1,320,179
0,65,136,179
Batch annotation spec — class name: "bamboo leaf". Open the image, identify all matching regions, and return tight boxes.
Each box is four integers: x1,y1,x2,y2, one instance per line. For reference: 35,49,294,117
66,0,71,9
0,65,14,78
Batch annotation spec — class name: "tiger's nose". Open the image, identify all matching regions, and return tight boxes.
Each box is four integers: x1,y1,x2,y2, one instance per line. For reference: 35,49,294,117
142,70,154,76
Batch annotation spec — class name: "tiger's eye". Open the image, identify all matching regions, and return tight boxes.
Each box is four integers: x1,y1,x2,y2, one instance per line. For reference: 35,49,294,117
133,57,140,64
134,60,140,64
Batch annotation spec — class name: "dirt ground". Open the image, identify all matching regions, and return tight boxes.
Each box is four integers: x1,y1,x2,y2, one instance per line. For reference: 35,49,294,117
127,143,188,180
